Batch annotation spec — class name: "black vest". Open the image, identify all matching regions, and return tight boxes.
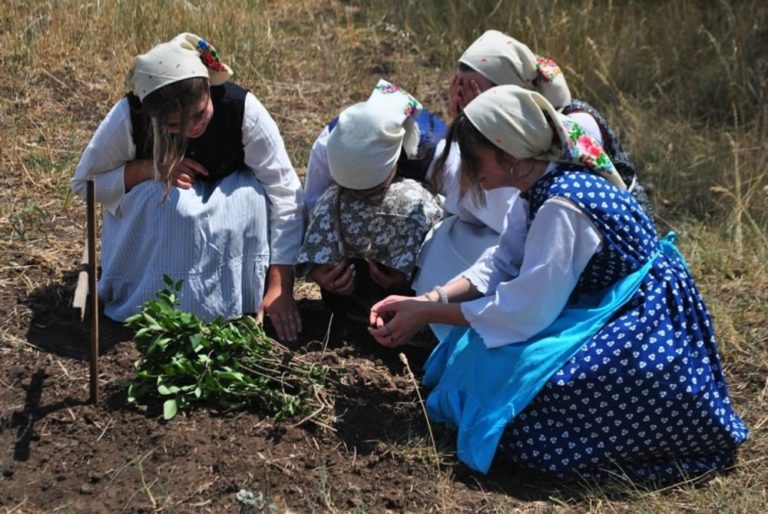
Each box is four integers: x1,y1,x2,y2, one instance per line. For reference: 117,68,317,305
128,82,248,181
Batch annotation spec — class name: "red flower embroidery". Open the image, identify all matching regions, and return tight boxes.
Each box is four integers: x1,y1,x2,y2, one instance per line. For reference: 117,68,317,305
579,135,603,158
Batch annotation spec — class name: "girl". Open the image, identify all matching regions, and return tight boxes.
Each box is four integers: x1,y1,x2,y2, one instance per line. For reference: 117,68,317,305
70,33,305,341
369,85,747,480
296,81,442,321
448,29,646,206
413,30,652,320
303,85,447,213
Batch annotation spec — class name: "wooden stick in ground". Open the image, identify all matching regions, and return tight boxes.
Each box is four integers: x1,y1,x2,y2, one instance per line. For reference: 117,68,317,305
87,180,99,404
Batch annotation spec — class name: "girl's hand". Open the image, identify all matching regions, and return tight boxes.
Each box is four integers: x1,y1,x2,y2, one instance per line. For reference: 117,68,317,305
367,259,409,292
309,260,356,295
124,158,155,191
172,157,209,189
259,286,302,342
458,78,483,110
368,295,430,347
258,265,301,342
449,77,484,118
448,75,462,119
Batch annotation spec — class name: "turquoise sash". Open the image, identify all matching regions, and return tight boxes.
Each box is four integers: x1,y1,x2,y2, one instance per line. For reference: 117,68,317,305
422,233,681,473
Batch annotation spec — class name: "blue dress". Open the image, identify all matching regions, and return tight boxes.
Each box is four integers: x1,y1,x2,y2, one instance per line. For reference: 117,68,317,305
423,166,747,480
496,167,747,480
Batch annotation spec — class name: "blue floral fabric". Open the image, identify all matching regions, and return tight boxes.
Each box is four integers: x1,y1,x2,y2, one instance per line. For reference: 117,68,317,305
424,166,747,481
497,168,748,480
423,236,665,473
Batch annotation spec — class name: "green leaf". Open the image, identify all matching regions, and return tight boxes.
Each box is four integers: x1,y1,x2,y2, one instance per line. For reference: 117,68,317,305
163,398,178,420
157,383,181,395
190,333,204,352
134,327,155,339
155,296,175,313
145,336,172,356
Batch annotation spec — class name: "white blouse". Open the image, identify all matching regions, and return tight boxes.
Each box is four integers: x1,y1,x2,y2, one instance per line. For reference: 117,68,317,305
461,176,603,348
426,139,525,234
70,92,305,265
303,124,333,212
424,108,603,236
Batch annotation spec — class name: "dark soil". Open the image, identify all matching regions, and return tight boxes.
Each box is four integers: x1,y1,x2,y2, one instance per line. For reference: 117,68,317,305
0,268,577,513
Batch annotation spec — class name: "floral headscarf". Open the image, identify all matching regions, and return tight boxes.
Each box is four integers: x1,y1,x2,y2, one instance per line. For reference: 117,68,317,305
464,85,626,189
126,32,233,101
459,30,572,110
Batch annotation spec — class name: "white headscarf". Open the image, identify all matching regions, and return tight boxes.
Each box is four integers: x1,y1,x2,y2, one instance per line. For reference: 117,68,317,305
126,32,233,101
459,30,572,110
327,79,423,190
464,85,626,189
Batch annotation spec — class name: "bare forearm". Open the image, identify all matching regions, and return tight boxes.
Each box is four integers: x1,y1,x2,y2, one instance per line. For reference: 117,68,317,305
266,264,295,295
422,277,481,304
445,276,481,302
422,301,469,327
416,277,478,327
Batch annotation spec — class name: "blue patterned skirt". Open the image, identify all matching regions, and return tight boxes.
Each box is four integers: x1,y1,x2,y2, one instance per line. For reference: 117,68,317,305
498,249,748,481
99,172,270,322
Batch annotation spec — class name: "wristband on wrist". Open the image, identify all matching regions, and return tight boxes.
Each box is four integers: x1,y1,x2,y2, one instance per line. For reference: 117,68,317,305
432,285,448,304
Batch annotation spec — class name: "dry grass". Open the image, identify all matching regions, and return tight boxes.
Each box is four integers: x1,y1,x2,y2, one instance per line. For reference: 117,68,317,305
2,0,767,512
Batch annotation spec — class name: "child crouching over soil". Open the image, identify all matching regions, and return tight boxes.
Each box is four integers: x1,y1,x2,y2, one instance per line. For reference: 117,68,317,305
70,32,304,341
296,80,442,322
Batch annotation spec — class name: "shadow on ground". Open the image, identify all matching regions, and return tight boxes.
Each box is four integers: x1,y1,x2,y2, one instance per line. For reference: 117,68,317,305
22,271,136,360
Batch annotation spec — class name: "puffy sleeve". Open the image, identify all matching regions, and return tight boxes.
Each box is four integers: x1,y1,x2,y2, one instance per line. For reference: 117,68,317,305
461,197,603,348
462,192,528,293
242,92,305,265
70,98,136,216
303,124,332,212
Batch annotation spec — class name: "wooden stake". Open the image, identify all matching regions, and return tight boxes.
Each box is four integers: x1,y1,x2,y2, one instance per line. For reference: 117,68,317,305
87,180,99,404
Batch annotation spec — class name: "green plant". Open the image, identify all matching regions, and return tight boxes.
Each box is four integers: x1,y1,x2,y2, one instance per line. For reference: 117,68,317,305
125,276,336,424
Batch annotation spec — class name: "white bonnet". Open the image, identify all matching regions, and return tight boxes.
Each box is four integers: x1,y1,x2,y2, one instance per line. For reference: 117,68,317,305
327,79,423,190
459,30,572,110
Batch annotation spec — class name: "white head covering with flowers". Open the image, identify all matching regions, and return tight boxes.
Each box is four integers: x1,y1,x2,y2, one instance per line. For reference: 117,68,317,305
327,79,423,190
464,85,626,189
459,30,572,110
126,32,233,101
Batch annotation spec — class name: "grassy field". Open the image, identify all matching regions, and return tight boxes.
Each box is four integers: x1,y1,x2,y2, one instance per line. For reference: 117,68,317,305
1,0,767,512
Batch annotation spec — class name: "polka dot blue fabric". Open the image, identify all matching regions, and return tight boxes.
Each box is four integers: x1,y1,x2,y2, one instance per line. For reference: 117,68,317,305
498,167,748,481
